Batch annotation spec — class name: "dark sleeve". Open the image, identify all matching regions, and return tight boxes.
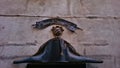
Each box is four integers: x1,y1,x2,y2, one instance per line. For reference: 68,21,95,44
65,40,81,56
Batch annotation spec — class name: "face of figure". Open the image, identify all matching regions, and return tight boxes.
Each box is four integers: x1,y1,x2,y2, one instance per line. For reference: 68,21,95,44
51,26,64,37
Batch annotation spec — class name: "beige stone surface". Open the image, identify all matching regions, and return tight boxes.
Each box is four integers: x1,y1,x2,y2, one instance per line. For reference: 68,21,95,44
0,17,37,43
24,0,69,16
74,18,120,60
0,0,27,15
0,0,120,17
83,0,120,17
0,46,38,58
67,0,88,16
73,18,120,45
0,0,70,16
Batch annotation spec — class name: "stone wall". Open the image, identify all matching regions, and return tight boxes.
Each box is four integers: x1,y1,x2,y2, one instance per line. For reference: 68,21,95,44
0,0,120,68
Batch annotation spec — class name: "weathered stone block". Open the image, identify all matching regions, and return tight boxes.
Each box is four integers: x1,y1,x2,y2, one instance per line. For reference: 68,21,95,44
85,46,114,56
83,0,120,17
0,46,38,59
68,0,87,16
0,0,71,16
72,18,120,46
24,0,69,16
0,17,37,43
0,0,27,15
